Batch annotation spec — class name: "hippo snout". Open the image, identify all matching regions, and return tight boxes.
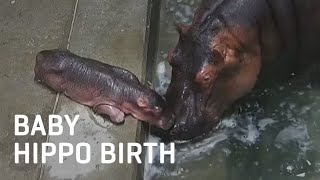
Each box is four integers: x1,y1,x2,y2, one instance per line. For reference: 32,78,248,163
34,51,50,82
34,75,41,82
157,113,175,130
34,53,43,82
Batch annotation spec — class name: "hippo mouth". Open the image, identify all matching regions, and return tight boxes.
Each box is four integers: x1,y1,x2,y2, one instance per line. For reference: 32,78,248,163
34,75,41,82
157,115,176,130
151,113,221,141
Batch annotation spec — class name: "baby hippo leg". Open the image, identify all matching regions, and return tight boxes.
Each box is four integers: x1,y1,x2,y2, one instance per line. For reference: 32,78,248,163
94,105,125,124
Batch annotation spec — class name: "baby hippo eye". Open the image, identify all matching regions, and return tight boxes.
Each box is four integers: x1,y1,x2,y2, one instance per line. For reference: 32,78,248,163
154,106,162,112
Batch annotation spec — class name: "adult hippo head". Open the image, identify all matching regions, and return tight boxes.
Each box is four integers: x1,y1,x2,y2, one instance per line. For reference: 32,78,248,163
154,0,320,140
164,0,264,140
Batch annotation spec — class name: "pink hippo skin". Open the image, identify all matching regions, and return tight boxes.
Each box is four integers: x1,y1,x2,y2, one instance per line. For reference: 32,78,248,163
34,49,174,130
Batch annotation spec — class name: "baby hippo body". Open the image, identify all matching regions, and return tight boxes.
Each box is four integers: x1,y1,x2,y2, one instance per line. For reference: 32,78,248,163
34,49,174,130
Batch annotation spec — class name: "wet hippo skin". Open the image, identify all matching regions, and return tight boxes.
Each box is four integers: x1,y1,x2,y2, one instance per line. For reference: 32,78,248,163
155,0,320,140
34,49,174,130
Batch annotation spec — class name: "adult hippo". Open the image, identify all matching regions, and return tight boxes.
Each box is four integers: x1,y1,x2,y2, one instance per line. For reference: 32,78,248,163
159,0,320,140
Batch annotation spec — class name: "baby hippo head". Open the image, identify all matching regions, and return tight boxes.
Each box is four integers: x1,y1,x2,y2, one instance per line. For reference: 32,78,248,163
34,50,68,91
134,89,174,130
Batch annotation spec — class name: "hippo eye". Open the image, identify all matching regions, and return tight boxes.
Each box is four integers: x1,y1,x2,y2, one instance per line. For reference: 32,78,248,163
195,64,216,89
203,75,210,82
154,106,162,112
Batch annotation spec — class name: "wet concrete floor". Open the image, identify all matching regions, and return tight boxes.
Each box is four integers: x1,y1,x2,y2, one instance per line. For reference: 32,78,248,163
0,0,147,179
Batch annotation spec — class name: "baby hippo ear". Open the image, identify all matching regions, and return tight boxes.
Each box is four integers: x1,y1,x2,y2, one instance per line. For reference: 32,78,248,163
137,96,149,108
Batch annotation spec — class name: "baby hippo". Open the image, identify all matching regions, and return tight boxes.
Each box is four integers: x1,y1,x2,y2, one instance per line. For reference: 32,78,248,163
34,49,174,130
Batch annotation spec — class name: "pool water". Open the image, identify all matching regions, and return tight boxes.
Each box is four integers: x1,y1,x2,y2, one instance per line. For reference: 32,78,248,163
145,0,320,180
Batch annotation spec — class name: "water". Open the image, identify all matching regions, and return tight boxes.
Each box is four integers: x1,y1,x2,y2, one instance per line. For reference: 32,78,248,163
146,0,320,180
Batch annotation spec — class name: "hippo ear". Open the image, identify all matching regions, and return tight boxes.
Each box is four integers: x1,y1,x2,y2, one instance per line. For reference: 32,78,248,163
176,23,189,37
137,96,149,108
167,48,175,64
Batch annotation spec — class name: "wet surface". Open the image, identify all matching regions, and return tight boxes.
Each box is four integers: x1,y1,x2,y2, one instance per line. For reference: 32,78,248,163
0,0,148,179
0,0,76,179
43,0,148,179
146,0,320,179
